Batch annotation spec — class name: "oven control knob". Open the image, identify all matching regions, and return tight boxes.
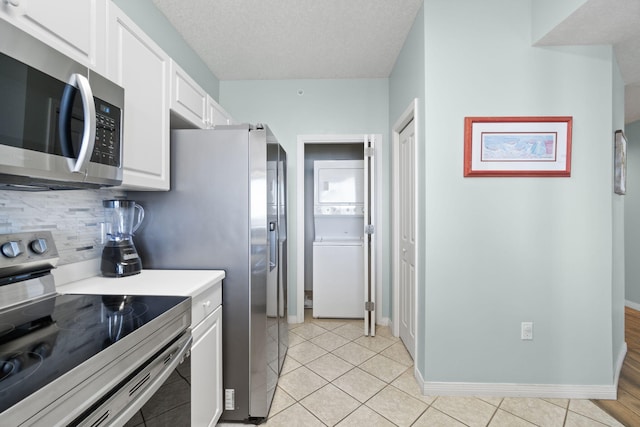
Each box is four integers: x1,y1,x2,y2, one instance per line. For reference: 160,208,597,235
30,238,48,254
1,241,22,258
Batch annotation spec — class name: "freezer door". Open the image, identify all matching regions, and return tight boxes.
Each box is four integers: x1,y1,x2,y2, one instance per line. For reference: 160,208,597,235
277,145,288,374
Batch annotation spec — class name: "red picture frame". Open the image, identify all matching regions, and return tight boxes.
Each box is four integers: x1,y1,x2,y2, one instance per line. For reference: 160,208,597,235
464,116,572,177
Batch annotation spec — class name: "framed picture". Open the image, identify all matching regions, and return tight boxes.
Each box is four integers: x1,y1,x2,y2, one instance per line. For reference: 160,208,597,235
614,129,627,195
464,116,573,177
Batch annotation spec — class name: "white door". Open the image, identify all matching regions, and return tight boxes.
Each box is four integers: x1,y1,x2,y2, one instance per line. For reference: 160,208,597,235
364,135,376,336
398,121,416,358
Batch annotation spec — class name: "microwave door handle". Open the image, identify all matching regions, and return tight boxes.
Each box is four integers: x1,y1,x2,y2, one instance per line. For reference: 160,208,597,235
59,73,96,174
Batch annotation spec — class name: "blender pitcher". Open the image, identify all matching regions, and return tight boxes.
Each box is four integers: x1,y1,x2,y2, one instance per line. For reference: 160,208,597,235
101,200,145,277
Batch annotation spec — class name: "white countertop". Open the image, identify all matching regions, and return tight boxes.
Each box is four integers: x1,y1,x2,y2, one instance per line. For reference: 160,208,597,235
57,269,225,297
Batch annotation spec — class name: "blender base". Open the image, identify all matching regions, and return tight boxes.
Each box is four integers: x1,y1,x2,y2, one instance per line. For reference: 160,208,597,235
101,244,142,277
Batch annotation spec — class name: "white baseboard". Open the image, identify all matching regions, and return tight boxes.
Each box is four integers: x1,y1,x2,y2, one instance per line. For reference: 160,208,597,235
377,317,391,327
418,380,617,400
415,366,618,400
626,300,640,311
288,315,301,324
614,341,627,396
289,315,392,327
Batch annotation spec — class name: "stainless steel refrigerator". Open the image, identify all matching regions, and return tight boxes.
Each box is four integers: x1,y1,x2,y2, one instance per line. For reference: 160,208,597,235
134,124,288,423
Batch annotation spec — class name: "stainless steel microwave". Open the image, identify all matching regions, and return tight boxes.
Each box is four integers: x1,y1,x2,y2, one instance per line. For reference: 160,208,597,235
0,20,124,190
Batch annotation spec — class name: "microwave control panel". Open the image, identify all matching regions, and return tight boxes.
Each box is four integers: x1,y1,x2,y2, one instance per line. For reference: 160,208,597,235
91,98,121,167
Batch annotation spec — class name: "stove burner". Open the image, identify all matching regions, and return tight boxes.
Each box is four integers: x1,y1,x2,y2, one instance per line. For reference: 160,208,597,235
0,351,44,387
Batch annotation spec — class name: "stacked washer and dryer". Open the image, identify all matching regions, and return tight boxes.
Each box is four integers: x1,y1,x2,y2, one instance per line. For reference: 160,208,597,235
312,160,365,318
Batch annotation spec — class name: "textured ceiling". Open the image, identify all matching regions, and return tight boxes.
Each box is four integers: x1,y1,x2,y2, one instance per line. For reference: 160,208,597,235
535,0,640,124
152,0,423,80
153,0,639,123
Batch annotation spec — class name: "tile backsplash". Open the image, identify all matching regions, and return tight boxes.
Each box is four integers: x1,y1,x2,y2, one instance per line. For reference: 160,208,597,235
0,189,126,265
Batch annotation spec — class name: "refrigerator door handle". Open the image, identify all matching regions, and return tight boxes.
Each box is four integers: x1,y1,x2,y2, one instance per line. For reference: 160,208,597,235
269,221,277,271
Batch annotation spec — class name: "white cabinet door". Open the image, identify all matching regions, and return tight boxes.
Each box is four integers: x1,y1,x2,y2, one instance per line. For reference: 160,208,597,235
107,3,170,190
169,59,208,129
169,58,235,129
191,305,222,427
0,0,106,71
207,95,234,126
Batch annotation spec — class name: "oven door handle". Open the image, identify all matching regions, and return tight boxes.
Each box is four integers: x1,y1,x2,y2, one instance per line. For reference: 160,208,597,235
59,73,96,174
107,333,193,427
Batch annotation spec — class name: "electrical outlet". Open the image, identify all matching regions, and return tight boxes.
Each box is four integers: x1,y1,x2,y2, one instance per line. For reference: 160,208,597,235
521,322,533,340
225,389,235,410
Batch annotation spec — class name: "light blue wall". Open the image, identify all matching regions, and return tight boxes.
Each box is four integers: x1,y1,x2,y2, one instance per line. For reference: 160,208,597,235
612,56,626,380
626,119,640,305
219,79,390,317
420,0,619,385
115,0,624,388
112,0,220,99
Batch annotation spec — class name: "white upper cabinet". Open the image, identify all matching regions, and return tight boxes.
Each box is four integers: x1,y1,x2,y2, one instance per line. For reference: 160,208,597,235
170,59,234,129
106,2,170,190
170,59,208,128
0,0,106,72
207,95,234,127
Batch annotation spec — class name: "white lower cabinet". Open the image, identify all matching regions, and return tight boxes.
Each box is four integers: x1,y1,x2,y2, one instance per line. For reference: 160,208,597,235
191,305,222,426
56,270,225,426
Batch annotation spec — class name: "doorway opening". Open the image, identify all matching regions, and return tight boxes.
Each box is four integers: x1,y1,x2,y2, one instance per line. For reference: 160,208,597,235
296,134,383,336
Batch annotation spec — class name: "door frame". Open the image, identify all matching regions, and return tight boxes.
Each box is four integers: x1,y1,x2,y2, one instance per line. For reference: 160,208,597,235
296,134,383,325
392,99,419,355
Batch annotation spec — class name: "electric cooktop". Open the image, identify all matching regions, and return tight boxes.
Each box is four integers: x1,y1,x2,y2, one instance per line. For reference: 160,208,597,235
0,293,189,414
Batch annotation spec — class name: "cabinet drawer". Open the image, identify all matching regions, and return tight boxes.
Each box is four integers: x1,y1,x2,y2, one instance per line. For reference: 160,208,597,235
191,281,222,327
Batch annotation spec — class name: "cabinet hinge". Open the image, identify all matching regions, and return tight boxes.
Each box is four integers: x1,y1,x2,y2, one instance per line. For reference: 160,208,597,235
364,147,374,157
365,301,375,311
365,224,375,235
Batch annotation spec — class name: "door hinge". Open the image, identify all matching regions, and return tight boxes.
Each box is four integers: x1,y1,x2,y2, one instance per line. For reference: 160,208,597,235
365,301,375,311
365,224,375,235
364,147,374,157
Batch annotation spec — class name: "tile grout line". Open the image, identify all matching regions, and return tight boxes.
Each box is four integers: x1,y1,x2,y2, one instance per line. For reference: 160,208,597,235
278,318,423,426
279,316,622,427
288,317,586,426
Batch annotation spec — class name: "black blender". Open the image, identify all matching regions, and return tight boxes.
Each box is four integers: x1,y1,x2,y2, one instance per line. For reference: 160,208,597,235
101,200,144,277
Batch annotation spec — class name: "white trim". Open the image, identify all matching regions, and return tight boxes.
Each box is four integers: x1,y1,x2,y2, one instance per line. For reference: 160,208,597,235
378,317,391,327
412,340,625,402
391,99,419,361
288,315,301,324
418,380,618,400
626,299,640,311
296,134,384,325
614,341,627,390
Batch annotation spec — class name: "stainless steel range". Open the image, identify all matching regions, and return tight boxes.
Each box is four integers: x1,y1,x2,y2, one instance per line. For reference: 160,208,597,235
0,231,192,426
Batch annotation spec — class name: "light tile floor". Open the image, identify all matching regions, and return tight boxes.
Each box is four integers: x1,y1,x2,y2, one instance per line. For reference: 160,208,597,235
219,312,624,427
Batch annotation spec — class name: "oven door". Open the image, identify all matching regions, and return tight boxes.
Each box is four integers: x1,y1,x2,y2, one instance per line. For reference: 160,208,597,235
73,332,192,427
